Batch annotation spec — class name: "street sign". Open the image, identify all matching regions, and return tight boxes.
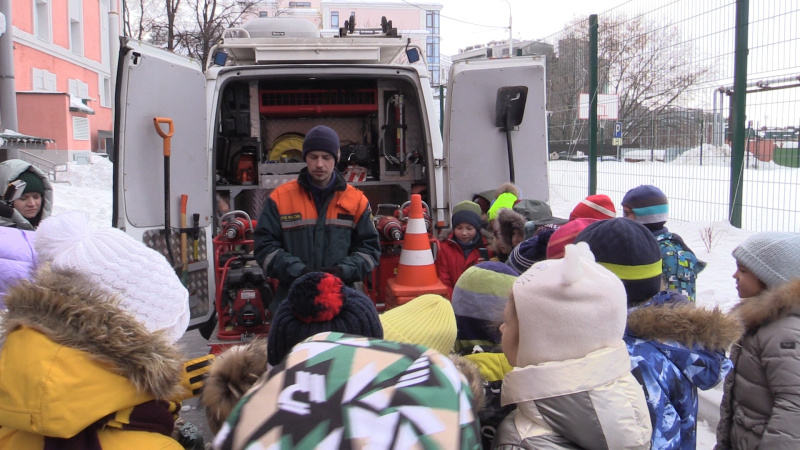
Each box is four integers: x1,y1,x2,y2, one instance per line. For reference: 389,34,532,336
614,122,622,138
612,137,623,146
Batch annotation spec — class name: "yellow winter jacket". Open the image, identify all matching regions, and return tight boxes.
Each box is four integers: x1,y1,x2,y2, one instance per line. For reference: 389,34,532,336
0,327,183,449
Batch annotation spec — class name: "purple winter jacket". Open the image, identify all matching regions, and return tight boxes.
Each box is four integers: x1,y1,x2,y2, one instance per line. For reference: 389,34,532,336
0,227,36,308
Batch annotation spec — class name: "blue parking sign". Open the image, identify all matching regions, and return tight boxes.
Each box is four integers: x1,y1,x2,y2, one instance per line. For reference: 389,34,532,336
614,122,622,138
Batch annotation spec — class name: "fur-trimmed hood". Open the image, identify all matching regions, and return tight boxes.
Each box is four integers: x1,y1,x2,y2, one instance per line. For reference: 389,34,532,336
0,266,184,400
627,298,743,352
733,277,800,332
201,339,268,434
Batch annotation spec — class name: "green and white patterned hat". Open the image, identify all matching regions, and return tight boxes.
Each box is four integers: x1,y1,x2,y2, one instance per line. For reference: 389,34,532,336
213,332,481,450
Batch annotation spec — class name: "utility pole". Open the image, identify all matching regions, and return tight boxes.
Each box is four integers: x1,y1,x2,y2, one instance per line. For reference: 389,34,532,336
0,0,20,160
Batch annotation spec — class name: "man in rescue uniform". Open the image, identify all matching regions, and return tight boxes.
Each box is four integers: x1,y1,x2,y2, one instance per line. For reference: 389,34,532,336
254,125,381,311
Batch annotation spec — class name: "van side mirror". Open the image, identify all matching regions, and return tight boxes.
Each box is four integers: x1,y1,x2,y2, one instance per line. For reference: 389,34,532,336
495,86,528,129
406,47,420,63
212,51,228,67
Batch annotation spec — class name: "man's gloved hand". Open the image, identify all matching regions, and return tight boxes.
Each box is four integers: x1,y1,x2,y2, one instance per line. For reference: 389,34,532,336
320,266,344,280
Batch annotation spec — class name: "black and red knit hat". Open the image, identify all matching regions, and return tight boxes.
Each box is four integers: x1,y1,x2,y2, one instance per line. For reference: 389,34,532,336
267,272,383,366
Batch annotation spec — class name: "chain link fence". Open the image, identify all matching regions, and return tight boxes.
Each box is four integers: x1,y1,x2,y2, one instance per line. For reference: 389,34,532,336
534,0,800,231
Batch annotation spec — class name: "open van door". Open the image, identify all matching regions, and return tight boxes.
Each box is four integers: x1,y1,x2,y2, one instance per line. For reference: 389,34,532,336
443,56,549,223
113,38,213,328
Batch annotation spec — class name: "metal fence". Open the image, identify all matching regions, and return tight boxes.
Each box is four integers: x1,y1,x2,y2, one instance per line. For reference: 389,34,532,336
534,0,800,232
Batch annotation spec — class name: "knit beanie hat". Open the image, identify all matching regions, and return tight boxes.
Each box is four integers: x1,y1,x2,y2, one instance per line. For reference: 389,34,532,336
621,185,668,226
512,199,553,222
267,272,382,366
546,217,599,259
452,261,518,354
15,170,45,195
452,209,482,231
569,194,616,221
506,227,557,274
34,211,190,343
214,332,481,450
732,232,800,289
487,192,518,222
302,125,340,163
511,242,628,366
380,294,457,355
575,218,663,306
453,200,483,217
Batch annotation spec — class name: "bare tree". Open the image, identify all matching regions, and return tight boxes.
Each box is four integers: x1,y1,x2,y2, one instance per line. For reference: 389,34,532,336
547,15,712,149
174,0,261,65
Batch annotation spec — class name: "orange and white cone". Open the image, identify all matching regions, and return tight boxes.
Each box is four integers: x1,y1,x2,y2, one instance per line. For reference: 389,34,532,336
386,194,449,308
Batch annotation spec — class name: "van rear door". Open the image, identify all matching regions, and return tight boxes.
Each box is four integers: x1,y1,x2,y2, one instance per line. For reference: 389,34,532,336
443,56,549,221
113,38,213,327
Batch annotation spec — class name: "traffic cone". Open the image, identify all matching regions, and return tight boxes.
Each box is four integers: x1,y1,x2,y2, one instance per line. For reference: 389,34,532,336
385,194,449,309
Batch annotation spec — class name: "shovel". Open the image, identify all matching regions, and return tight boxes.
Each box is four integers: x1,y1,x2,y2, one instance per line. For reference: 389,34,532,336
154,117,175,266
180,194,189,285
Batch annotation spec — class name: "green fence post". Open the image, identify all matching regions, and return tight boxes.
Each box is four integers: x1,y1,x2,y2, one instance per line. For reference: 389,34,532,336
729,0,749,228
588,14,598,196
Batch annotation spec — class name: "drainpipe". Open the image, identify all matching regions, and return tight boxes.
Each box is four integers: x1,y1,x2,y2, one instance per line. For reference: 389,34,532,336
0,0,20,159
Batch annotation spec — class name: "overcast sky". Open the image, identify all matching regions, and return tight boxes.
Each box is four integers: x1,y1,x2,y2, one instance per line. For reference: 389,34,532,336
437,0,627,56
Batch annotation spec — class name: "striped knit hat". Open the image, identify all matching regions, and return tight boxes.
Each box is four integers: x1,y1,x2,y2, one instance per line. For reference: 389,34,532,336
622,185,669,227
506,227,557,274
575,218,663,306
569,194,616,221
545,218,599,259
380,294,457,355
451,262,519,354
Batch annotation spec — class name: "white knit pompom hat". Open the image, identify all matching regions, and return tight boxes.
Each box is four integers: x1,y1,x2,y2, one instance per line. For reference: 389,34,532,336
35,211,190,343
733,232,800,289
511,241,628,367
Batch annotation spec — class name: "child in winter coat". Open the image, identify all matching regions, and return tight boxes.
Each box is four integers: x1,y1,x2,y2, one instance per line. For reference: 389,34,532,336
451,262,519,449
716,232,800,449
0,159,53,230
622,185,706,302
0,211,201,449
576,218,741,450
437,209,491,297
495,242,651,449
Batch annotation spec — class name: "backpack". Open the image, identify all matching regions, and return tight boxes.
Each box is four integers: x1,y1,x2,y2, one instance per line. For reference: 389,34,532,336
655,232,707,302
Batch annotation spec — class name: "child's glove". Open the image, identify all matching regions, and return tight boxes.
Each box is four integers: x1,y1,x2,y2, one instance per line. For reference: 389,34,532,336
177,354,215,401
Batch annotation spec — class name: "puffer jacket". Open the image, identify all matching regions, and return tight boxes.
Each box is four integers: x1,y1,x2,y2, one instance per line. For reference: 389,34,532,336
493,342,652,449
436,233,491,298
0,227,36,307
715,278,800,450
626,291,743,450
0,268,186,449
0,159,53,229
253,169,380,306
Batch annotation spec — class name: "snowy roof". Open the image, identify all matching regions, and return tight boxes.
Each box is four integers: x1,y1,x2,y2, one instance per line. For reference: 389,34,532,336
69,95,95,114
0,129,55,147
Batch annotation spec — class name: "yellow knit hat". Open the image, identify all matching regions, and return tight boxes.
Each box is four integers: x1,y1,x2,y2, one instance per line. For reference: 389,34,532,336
379,294,457,355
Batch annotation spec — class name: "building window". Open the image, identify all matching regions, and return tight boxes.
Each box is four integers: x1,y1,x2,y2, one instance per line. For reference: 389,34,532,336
34,0,52,41
100,0,110,64
426,11,441,86
32,68,57,91
68,79,89,100
99,75,111,108
69,0,84,56
331,11,339,28
73,116,90,141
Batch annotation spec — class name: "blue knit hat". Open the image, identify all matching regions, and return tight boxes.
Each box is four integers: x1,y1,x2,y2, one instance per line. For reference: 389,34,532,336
267,272,382,366
575,218,663,306
452,209,482,231
621,185,668,225
302,125,340,163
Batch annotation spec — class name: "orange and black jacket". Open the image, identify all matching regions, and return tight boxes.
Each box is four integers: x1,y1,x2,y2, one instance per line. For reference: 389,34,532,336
254,169,380,301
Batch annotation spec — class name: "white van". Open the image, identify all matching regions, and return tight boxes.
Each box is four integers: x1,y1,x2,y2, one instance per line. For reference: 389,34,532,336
112,17,549,333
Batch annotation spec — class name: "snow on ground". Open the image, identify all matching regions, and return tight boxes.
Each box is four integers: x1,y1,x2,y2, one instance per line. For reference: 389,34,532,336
53,154,758,448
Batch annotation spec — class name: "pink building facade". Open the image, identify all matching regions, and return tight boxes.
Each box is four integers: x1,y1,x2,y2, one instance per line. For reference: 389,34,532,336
12,0,117,156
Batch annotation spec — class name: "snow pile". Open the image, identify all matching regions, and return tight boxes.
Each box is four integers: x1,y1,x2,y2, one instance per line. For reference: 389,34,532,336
51,155,113,227
672,144,731,166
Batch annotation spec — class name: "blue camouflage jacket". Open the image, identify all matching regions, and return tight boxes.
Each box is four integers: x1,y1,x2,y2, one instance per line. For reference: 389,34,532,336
624,291,743,450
